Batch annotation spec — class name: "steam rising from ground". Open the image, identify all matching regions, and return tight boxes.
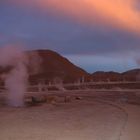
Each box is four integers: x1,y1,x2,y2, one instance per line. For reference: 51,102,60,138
0,45,28,107
27,51,42,75
135,57,140,80
136,58,140,66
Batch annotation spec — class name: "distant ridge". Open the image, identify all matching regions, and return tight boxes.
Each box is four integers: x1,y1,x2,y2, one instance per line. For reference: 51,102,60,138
91,69,140,82
91,71,122,82
122,68,140,81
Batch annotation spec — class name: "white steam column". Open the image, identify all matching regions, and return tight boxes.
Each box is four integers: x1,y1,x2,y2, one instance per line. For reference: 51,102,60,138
0,45,28,107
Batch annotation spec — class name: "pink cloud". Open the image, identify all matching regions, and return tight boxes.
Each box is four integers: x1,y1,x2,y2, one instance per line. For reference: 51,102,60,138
6,0,140,33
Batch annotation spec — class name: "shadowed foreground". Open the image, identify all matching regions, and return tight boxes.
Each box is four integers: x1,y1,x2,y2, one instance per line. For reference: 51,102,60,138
0,99,126,140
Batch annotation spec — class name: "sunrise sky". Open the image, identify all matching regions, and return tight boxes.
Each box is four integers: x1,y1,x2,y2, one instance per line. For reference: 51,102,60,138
0,0,140,73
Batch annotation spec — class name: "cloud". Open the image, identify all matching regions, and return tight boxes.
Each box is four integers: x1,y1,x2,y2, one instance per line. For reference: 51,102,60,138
4,0,140,33
1,0,140,58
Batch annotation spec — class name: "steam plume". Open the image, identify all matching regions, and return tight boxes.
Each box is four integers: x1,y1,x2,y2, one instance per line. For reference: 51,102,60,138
0,45,28,107
136,58,140,66
27,51,42,75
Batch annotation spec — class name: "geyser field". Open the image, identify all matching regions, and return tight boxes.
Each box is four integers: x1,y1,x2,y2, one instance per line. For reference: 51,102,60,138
0,46,140,140
1,0,140,139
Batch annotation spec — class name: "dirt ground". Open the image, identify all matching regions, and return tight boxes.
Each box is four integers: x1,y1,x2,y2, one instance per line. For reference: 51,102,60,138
0,91,140,140
120,104,140,140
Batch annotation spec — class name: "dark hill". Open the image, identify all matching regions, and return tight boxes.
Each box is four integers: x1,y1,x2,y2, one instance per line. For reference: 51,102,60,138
27,50,89,83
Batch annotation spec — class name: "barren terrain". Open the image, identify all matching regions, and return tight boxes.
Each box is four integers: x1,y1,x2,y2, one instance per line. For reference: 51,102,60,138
0,90,140,140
